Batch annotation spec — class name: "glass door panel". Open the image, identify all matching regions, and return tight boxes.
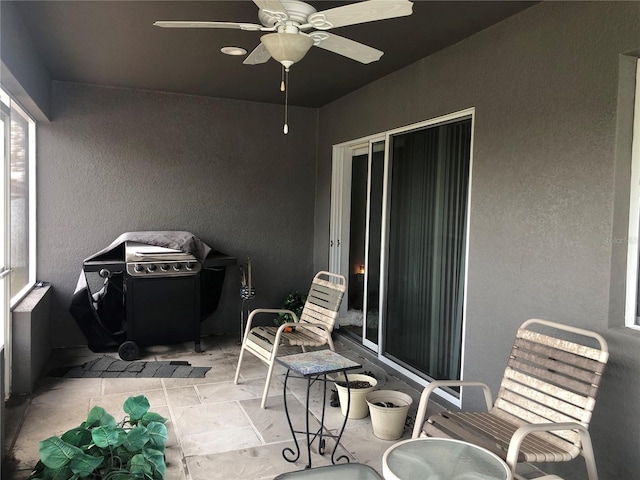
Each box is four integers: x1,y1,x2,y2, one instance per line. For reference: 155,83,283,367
345,152,368,339
384,118,471,380
363,141,384,350
341,139,385,351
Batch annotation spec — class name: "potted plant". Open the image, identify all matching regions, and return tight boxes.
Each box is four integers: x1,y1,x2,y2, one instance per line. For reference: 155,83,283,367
276,291,307,327
333,372,377,419
28,395,168,479
366,390,413,440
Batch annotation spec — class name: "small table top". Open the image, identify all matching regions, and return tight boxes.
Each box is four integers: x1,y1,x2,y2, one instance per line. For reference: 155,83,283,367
382,437,511,480
276,350,361,376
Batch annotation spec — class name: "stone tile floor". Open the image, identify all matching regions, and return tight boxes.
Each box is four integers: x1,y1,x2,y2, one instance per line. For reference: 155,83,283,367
2,334,552,479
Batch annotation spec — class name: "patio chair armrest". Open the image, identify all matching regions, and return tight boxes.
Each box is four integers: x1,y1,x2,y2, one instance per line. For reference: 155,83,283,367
506,422,594,471
412,380,494,439
243,308,299,338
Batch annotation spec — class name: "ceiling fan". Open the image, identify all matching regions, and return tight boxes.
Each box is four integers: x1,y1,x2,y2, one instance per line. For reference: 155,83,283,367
154,0,414,134
154,0,414,70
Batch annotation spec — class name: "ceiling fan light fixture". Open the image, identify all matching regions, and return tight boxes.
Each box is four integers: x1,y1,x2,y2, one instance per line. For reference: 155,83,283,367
260,32,313,69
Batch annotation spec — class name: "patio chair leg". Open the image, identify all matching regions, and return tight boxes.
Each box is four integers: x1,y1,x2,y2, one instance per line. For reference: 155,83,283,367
260,358,277,409
234,345,246,385
579,429,599,480
327,335,335,351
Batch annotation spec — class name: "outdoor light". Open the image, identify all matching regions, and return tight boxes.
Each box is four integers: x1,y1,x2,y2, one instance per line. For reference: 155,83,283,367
260,32,313,70
259,31,314,135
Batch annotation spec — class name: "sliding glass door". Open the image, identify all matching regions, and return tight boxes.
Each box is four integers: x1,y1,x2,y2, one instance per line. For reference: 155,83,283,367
384,118,471,381
331,110,473,392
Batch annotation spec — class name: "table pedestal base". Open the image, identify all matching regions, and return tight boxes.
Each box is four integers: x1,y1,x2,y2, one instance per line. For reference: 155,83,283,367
282,370,351,468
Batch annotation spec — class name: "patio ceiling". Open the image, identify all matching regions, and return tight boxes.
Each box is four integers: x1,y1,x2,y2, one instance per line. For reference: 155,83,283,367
11,1,536,107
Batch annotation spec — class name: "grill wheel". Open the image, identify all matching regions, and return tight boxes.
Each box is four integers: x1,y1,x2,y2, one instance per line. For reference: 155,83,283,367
119,340,140,361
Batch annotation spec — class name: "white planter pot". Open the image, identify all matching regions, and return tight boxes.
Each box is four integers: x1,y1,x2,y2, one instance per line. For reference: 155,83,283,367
333,373,377,419
366,390,413,440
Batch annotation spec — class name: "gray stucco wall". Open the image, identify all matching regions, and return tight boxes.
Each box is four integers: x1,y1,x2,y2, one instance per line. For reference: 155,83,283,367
38,82,318,347
315,2,639,478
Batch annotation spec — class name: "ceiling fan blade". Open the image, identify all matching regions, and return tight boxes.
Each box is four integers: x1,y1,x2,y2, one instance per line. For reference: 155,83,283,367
308,0,413,30
310,32,383,64
252,0,287,14
243,44,272,65
153,21,266,32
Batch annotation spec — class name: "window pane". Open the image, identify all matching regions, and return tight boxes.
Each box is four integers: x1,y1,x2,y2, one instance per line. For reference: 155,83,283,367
0,107,7,348
10,110,29,299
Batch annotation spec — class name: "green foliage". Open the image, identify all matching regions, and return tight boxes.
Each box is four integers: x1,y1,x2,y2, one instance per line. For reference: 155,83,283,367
28,395,168,480
277,291,307,324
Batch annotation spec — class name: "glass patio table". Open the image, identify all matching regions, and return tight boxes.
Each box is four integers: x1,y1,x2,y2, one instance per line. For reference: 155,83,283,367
382,437,512,480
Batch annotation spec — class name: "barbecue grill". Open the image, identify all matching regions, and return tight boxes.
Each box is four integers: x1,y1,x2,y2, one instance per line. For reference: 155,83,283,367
72,231,236,360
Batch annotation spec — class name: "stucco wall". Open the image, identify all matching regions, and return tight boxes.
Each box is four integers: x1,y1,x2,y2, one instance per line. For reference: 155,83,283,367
315,2,640,478
38,82,318,347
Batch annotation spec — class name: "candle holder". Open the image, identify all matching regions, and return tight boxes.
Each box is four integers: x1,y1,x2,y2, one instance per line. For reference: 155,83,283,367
239,258,255,343
240,285,256,300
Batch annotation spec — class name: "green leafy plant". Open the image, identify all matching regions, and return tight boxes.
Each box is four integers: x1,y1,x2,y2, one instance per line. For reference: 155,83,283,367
29,395,168,480
277,291,307,324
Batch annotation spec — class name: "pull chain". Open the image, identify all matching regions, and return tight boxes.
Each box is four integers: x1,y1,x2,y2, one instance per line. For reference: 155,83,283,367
280,65,285,92
283,68,289,135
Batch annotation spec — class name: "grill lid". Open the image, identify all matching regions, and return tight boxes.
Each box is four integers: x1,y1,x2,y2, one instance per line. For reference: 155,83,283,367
125,242,196,262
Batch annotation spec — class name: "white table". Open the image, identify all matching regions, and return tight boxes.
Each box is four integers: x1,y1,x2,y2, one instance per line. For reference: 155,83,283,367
382,437,512,480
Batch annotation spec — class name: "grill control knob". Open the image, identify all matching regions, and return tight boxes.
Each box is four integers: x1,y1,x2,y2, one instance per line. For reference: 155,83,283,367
173,263,182,271
186,262,194,270
161,264,169,271
148,264,157,272
134,264,144,273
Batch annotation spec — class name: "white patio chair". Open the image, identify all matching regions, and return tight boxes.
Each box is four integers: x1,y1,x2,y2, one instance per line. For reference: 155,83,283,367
234,271,346,408
412,319,608,480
